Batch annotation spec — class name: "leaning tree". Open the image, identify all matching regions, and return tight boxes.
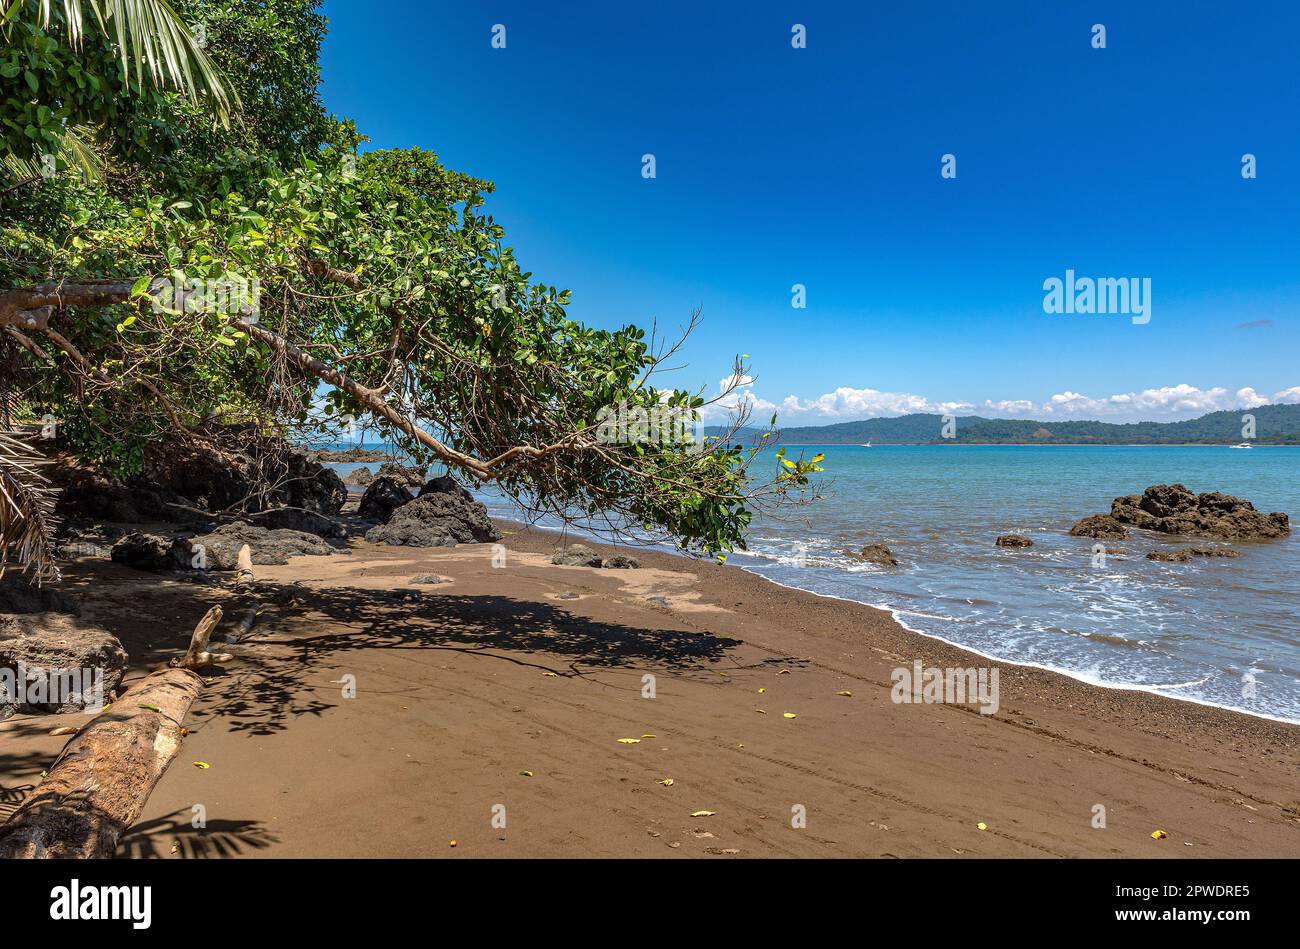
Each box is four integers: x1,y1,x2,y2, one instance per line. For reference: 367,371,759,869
1,0,821,581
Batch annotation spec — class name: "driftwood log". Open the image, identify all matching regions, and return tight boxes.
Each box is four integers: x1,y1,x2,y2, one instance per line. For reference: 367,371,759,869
175,605,232,669
0,667,203,858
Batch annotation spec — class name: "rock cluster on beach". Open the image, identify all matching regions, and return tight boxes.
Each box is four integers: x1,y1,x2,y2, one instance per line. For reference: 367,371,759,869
1070,484,1289,542
53,424,347,528
376,462,428,486
110,523,341,572
358,476,414,521
364,477,501,548
550,544,642,568
1,576,127,718
189,523,340,568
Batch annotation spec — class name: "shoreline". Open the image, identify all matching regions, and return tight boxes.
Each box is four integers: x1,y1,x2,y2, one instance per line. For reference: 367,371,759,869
740,568,1300,727
482,511,1299,727
4,519,1297,857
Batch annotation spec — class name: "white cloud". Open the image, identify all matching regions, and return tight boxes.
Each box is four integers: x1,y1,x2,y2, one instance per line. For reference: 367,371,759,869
709,382,1300,425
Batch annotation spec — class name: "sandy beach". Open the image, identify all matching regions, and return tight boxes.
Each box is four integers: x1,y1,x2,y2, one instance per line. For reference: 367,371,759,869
3,524,1297,859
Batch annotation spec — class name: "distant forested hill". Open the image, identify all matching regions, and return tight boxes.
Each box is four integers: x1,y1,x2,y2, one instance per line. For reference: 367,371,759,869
707,403,1300,445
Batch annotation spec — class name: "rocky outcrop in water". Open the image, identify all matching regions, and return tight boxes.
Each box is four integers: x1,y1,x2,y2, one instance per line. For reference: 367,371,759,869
313,447,394,463
1147,546,1243,563
343,466,375,486
995,534,1034,548
1068,514,1129,539
853,543,899,566
1074,484,1289,542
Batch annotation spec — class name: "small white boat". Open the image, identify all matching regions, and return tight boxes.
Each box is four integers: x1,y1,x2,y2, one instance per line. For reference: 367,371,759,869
860,442,871,447
1231,442,1253,449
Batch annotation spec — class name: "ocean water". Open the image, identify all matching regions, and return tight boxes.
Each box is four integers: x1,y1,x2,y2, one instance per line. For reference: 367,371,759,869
324,444,1300,723
728,445,1300,724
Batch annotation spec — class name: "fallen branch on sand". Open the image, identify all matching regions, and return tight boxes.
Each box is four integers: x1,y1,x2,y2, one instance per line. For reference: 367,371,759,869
174,605,233,669
0,667,203,858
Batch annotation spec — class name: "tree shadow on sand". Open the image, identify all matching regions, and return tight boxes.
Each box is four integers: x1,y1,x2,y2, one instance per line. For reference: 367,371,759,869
117,808,279,858
195,582,742,737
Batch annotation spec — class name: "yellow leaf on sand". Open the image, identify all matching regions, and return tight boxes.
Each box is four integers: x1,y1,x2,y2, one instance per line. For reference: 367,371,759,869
519,771,533,777
691,810,716,817
640,734,656,739
659,778,674,786
617,738,641,744
977,822,988,831
755,708,766,714
48,726,77,737
718,672,728,677
449,840,457,848
837,691,853,697
783,712,797,719
542,672,558,677
193,761,210,769
138,704,161,712
757,688,766,694
1151,830,1168,840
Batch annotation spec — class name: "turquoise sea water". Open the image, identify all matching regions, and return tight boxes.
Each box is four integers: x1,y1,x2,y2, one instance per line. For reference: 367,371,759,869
327,444,1300,722
734,445,1300,724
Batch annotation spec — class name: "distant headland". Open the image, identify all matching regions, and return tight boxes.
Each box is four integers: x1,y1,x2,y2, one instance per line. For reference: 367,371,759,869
711,403,1300,446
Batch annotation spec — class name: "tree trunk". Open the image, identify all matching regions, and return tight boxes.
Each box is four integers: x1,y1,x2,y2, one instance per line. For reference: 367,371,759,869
0,668,203,858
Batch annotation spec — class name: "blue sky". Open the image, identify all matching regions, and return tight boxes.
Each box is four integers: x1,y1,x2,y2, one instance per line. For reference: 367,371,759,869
319,0,1300,424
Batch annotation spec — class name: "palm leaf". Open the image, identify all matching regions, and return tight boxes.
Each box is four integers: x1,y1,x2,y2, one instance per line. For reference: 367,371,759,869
0,429,61,584
26,0,233,126
2,123,104,184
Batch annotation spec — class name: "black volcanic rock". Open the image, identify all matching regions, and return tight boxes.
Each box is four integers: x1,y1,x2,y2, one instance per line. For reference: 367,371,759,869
366,492,500,548
1147,546,1243,563
376,462,427,486
358,476,413,522
1068,514,1129,539
853,543,899,566
1110,484,1288,541
343,466,375,486
111,532,194,571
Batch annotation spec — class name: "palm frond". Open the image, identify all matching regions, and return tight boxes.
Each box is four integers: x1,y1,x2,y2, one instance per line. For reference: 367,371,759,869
31,0,233,126
2,124,103,185
0,429,61,584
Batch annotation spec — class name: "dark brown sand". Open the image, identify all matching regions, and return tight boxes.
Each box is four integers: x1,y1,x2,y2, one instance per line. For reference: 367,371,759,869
3,524,1298,858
